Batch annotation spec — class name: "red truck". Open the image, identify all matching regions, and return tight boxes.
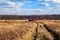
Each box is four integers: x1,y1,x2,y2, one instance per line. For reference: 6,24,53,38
29,17,36,21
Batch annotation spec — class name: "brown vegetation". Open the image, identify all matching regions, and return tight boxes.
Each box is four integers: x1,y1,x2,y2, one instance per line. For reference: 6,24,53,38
0,20,60,40
37,20,60,40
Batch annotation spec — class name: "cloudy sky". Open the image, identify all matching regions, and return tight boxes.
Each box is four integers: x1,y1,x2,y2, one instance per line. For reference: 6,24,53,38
0,0,60,15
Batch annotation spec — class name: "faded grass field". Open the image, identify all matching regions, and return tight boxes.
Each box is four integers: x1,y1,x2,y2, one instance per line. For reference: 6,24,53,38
0,20,60,40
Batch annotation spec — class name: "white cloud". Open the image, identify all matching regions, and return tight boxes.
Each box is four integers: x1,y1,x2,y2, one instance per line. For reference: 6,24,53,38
0,0,9,3
43,7,60,14
0,0,24,7
44,3,50,6
44,0,60,3
45,0,52,2
12,8,45,15
45,0,60,3
0,7,46,15
8,1,16,5
0,7,60,15
0,8,15,15
0,0,25,15
7,2,24,8
53,0,60,3
7,1,16,7
0,0,60,15
41,2,50,7
16,2,24,7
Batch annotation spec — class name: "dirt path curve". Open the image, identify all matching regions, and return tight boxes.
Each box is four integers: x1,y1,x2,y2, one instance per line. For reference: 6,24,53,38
34,21,60,40
33,22,54,40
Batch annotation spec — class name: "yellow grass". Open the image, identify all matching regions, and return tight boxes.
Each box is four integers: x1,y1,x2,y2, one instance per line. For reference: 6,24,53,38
0,20,60,40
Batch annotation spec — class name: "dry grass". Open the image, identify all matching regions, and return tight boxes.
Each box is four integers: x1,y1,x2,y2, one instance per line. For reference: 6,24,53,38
0,20,60,40
37,20,60,40
37,20,60,34
0,20,37,40
37,23,54,40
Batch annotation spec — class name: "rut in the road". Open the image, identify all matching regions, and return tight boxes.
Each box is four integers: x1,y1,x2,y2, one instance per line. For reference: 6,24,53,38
44,24,60,40
33,22,38,40
33,22,54,40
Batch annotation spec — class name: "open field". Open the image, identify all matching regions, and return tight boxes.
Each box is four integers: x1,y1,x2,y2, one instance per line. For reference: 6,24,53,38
37,20,60,40
0,20,60,40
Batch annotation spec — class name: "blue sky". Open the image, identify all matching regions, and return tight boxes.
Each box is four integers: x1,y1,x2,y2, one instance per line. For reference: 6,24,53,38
0,0,60,15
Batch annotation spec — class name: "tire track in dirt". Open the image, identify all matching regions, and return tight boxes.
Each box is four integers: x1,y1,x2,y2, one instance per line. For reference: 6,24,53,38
43,24,60,40
37,22,60,40
33,22,54,40
38,22,60,40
